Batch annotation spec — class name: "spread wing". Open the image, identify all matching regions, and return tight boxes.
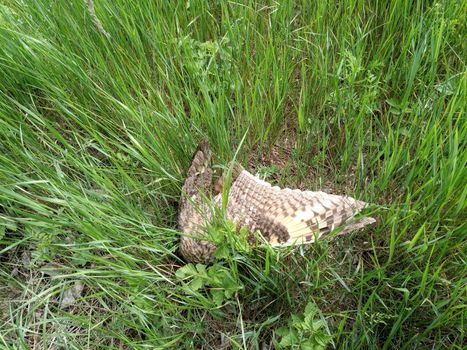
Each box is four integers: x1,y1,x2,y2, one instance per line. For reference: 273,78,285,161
221,170,375,246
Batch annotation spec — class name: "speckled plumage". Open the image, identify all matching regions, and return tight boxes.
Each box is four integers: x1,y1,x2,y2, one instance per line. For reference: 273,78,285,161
178,141,217,263
179,142,375,263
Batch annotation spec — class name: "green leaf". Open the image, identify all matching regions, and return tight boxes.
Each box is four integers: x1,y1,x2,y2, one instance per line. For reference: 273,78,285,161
312,320,325,331
224,287,236,299
189,277,204,291
175,263,197,279
213,244,229,259
291,314,304,328
207,264,225,283
275,326,290,337
314,332,331,347
304,302,318,326
195,263,207,275
304,302,317,315
211,289,225,306
279,329,299,347
300,339,318,350
386,98,400,108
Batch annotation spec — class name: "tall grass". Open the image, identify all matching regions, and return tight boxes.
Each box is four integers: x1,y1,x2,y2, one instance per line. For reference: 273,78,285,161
0,0,465,348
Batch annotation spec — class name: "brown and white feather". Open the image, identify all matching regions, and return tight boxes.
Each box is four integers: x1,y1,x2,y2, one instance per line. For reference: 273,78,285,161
179,142,375,263
215,170,375,247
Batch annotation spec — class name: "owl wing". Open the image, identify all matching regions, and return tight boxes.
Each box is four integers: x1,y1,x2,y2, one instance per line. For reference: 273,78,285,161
222,170,375,246
178,140,213,231
178,141,219,263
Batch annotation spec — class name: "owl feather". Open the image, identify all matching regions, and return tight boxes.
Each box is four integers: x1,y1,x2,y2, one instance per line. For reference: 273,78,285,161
179,142,375,263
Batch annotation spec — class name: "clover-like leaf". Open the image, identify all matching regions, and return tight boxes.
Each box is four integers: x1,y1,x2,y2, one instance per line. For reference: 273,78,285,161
175,263,198,279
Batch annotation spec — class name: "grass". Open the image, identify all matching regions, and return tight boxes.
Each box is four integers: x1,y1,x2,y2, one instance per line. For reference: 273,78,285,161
0,0,465,348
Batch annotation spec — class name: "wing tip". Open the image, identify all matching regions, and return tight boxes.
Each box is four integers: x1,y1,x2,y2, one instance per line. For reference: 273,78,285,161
340,217,376,235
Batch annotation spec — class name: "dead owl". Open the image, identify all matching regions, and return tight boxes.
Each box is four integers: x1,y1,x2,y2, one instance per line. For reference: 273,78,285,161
178,141,375,263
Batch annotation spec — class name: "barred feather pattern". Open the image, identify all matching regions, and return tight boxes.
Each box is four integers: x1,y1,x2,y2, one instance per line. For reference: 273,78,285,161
179,143,375,263
178,141,217,263
215,171,375,247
